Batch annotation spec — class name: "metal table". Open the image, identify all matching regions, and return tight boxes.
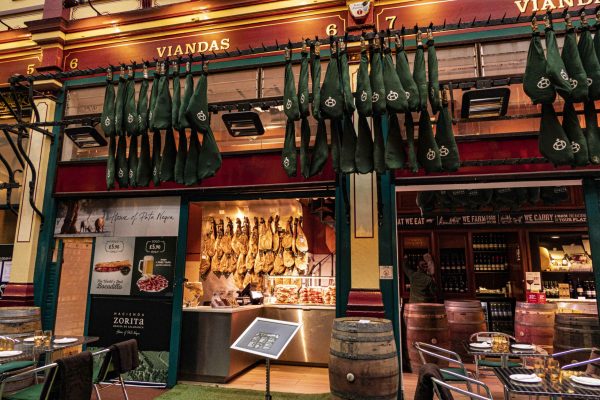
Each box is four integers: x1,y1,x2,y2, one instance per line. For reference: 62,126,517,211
495,367,600,400
464,342,548,368
0,336,99,365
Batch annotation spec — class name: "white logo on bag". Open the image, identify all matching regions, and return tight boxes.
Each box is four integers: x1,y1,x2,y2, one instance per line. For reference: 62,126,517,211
197,111,207,121
360,90,368,102
324,97,336,108
105,117,111,126
426,148,436,160
587,78,593,86
537,77,551,89
387,91,399,101
405,91,411,99
153,167,157,176
570,79,578,89
572,142,581,153
118,169,124,178
283,157,290,167
107,170,111,178
553,138,567,151
127,114,134,124
129,170,133,178
372,92,380,103
149,111,153,121
286,99,292,109
439,146,449,157
300,93,305,104
560,69,569,81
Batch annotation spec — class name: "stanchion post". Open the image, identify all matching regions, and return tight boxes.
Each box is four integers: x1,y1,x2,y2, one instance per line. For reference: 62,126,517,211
265,358,272,400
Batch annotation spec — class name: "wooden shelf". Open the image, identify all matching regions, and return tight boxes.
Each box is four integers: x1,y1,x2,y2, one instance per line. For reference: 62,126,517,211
541,270,593,274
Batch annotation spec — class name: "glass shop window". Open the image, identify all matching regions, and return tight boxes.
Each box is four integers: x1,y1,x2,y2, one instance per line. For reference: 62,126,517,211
480,39,529,77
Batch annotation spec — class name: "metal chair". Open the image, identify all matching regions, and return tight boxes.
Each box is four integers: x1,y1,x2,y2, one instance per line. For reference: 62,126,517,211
0,362,58,400
469,331,521,378
93,343,137,400
413,342,474,392
432,369,494,400
553,347,600,373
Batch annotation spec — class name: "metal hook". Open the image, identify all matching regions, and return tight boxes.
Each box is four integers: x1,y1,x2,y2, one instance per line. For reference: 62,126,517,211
486,14,492,25
471,16,476,27
248,44,255,53
501,12,506,24
442,18,446,30
457,17,462,28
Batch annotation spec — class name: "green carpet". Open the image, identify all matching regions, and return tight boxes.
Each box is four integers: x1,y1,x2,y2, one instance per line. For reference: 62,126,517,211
157,384,330,399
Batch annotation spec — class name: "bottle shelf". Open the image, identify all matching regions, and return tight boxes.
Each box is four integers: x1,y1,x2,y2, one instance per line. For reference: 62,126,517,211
541,270,593,273
474,270,510,274
473,249,508,253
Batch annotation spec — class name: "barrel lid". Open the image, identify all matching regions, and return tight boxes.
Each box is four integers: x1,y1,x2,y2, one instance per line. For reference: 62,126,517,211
555,313,600,326
516,302,557,310
444,300,482,308
333,317,392,333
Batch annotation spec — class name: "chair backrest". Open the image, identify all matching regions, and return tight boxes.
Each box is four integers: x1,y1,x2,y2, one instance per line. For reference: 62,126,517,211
432,375,493,400
469,331,516,343
92,348,113,384
0,362,58,400
414,342,465,368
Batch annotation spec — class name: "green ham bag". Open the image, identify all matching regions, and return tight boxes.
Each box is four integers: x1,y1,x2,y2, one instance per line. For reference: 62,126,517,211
405,112,419,173
137,131,151,187
171,61,181,131
417,109,442,173
106,135,116,190
416,191,436,214
426,32,441,113
160,129,177,182
149,66,161,186
385,112,405,170
174,132,187,184
523,31,556,104
545,26,572,100
435,91,460,172
159,64,177,182
370,38,387,115
186,62,210,133
184,128,200,186
562,101,589,166
340,114,357,173
538,103,573,166
330,119,342,173
172,62,187,184
413,32,428,111
355,115,374,174
320,41,344,120
298,44,310,118
137,65,150,135
127,134,138,187
124,67,138,137
179,59,194,130
281,119,298,177
197,125,222,179
562,22,588,103
309,119,328,177
100,68,115,138
584,100,600,164
148,65,160,130
395,35,420,112
382,38,408,113
300,117,311,178
373,115,386,173
339,40,355,114
310,40,322,120
355,42,372,117
283,47,300,121
114,68,126,136
151,63,172,130
579,21,600,100
116,135,128,187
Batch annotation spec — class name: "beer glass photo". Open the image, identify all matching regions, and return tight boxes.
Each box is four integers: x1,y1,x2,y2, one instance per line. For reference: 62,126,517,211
138,255,155,276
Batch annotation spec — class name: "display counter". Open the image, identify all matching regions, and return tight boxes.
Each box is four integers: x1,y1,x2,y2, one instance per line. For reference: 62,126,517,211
546,298,598,314
178,303,335,382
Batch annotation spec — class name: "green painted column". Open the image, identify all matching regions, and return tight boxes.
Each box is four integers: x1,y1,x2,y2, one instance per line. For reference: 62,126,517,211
582,178,600,317
335,174,351,318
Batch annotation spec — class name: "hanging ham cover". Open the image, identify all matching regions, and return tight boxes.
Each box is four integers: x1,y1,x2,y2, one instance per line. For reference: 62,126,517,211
382,37,408,113
100,68,115,138
413,32,428,111
320,41,344,120
340,114,357,173
355,115,374,174
355,42,373,117
172,62,187,184
544,26,572,100
396,35,420,112
538,103,573,166
435,91,460,172
281,119,298,177
523,31,556,104
186,62,210,133
562,23,588,103
405,112,419,173
136,64,151,187
584,100,600,164
417,109,442,173
562,101,589,167
578,22,600,100
385,112,405,170
426,31,441,113
370,38,387,115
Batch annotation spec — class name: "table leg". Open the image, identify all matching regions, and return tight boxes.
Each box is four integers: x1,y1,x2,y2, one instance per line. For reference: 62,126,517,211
504,386,509,400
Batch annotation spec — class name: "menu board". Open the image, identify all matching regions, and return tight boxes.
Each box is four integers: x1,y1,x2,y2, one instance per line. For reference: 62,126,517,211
90,236,176,297
231,317,302,359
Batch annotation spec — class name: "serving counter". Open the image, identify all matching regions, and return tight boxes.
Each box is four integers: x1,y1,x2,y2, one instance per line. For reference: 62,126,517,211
179,304,335,382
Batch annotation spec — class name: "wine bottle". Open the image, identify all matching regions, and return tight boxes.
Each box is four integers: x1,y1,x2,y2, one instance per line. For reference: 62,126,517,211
577,279,584,299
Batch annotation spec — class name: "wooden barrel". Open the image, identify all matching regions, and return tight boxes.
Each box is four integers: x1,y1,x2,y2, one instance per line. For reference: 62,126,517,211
329,317,399,400
0,307,41,339
404,303,450,372
514,302,556,349
445,300,487,362
554,313,600,367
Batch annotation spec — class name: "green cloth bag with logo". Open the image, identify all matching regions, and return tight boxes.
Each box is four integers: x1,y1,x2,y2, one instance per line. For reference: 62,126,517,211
172,64,187,184
151,64,172,130
396,36,420,112
185,128,200,186
562,24,588,103
124,69,138,137
137,67,151,187
405,112,419,173
416,191,436,214
281,119,297,177
435,94,460,172
159,65,177,182
373,115,386,174
116,135,128,188
283,47,301,121
330,119,342,173
197,125,222,179
309,119,328,177
340,114,357,173
310,41,322,120
383,40,408,113
539,103,573,166
100,68,115,138
114,69,126,136
524,32,556,104
545,27,572,100
320,41,344,120
300,117,311,178
413,33,428,111
180,60,197,185
584,100,600,164
106,136,116,190
127,135,138,187
298,45,310,118
160,129,177,182
427,33,441,114
562,102,589,167
355,44,372,117
339,40,355,114
417,109,442,173
356,115,374,174
579,24,600,100
186,62,210,133
148,66,161,186
370,40,387,116
385,113,405,170
174,134,187,184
